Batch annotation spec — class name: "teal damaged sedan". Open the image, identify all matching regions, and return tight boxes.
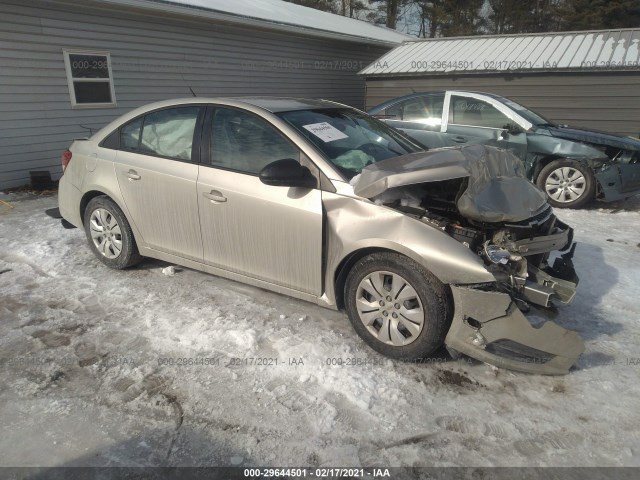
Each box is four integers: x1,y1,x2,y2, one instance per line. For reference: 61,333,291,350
369,91,640,208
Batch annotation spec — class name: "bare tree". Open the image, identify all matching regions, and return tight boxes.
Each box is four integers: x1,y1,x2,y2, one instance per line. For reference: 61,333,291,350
558,0,640,30
283,0,339,13
284,0,639,35
411,0,483,38
484,0,563,34
338,0,371,18
368,0,409,28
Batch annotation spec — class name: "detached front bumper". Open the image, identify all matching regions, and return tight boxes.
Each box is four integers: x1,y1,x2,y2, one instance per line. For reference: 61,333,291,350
445,217,584,374
444,285,584,375
594,163,640,202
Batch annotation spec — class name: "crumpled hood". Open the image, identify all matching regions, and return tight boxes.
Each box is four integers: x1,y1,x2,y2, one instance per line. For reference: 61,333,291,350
353,144,548,223
547,125,640,152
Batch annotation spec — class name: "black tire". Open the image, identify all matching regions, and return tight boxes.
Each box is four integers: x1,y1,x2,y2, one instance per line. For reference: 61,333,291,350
344,252,452,361
536,159,596,209
83,195,142,269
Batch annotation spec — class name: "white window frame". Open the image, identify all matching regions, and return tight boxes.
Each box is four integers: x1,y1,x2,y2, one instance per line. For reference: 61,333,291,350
63,49,117,109
442,91,532,133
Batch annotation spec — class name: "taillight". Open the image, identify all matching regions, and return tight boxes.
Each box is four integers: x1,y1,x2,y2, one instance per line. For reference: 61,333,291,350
61,150,72,171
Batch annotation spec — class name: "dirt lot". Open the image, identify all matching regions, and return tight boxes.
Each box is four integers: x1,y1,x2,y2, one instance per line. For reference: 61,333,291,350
1,193,639,468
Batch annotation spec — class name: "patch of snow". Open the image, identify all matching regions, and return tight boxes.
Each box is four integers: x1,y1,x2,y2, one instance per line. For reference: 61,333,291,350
0,194,639,467
162,266,176,276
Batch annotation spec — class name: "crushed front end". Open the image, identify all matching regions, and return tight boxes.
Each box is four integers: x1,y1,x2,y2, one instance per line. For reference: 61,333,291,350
395,200,583,374
441,206,584,375
357,145,585,374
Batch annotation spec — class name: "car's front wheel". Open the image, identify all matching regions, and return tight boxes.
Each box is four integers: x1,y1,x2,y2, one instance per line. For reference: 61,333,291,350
83,196,142,269
537,159,596,209
344,252,452,360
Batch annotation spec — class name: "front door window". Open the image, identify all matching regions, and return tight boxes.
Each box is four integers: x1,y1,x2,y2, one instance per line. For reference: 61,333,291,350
449,95,511,129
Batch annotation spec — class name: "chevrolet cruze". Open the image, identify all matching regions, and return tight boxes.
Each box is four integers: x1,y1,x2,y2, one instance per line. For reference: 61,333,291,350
57,97,585,374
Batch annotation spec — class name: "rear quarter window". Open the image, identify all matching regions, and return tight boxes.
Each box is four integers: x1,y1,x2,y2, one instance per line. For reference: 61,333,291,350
120,118,142,151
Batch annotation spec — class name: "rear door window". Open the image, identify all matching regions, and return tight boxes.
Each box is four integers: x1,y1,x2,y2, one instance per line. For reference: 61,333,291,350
384,102,403,119
139,107,202,161
391,95,444,127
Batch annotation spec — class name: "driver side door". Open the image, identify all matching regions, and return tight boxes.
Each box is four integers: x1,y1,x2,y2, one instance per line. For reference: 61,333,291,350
444,93,528,160
196,106,323,295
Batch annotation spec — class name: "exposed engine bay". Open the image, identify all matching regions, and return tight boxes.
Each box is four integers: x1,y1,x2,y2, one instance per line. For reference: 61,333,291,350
377,178,578,312
357,144,580,313
353,145,584,374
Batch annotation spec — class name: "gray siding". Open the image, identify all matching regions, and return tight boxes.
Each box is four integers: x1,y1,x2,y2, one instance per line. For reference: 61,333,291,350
365,72,640,138
0,0,389,189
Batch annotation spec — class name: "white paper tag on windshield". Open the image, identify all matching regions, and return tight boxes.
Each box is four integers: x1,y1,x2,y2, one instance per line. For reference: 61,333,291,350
302,122,348,142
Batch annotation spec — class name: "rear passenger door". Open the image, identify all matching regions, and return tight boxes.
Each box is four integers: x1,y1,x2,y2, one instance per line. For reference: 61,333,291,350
378,94,448,148
114,105,205,261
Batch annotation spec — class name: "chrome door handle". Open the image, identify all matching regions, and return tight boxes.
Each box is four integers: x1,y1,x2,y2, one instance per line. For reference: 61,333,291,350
202,190,227,203
452,136,467,143
126,170,141,181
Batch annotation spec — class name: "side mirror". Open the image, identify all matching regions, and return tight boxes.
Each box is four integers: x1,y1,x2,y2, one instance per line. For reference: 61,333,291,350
502,123,523,137
259,158,317,189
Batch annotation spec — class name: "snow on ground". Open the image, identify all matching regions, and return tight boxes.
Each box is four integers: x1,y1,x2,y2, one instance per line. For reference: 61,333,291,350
0,192,639,468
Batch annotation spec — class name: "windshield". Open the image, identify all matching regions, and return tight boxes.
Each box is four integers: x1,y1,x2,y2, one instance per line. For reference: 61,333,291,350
498,97,555,128
276,108,423,179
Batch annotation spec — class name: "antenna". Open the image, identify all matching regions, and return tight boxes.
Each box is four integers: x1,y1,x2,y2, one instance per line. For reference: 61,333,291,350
180,70,197,97
79,124,94,135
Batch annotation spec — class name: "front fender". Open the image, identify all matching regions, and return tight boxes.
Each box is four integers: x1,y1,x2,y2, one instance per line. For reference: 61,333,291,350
528,134,607,161
322,193,494,306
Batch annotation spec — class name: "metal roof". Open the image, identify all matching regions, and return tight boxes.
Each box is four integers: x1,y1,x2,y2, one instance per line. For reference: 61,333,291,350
96,0,412,46
359,29,640,76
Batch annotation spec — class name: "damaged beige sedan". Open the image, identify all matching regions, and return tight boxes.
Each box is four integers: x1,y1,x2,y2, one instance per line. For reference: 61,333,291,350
58,97,584,375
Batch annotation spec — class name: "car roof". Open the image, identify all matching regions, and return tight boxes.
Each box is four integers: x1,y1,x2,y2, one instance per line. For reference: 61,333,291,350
368,90,508,112
229,96,345,112
139,96,347,113
368,91,445,112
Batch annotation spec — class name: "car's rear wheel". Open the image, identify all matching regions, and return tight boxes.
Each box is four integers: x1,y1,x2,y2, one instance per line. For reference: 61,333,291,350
344,252,452,360
537,159,595,209
83,196,142,269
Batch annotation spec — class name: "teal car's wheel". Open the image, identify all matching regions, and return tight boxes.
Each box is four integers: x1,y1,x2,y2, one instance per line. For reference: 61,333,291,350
537,159,596,209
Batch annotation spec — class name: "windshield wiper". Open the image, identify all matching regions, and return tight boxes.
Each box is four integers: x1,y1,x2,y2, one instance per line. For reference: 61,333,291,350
387,146,404,156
